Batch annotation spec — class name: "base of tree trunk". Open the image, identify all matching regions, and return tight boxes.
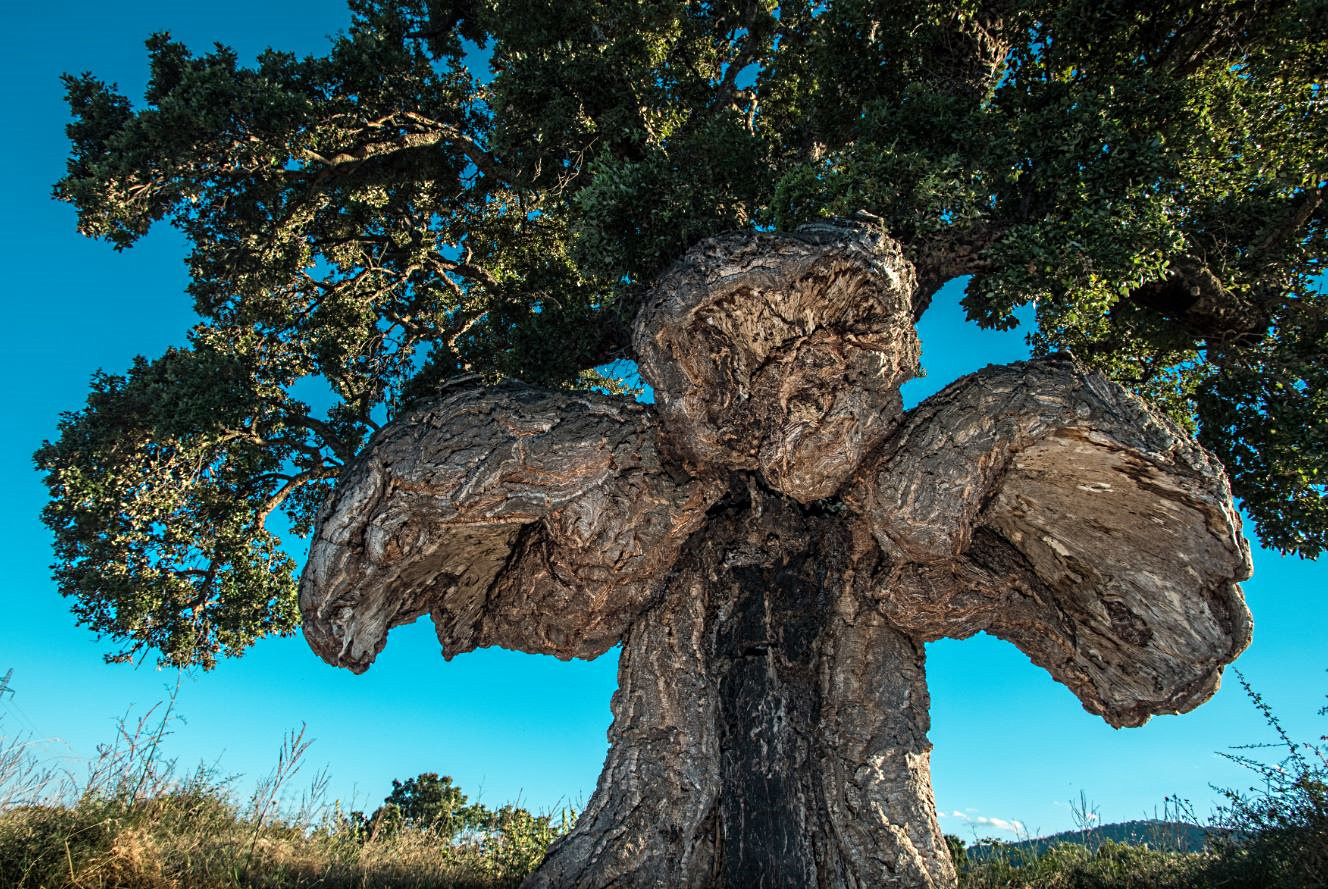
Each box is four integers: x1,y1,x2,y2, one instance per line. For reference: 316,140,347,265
524,482,955,889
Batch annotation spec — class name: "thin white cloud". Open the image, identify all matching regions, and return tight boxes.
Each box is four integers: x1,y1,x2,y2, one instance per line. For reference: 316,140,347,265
938,810,1027,835
979,816,1026,834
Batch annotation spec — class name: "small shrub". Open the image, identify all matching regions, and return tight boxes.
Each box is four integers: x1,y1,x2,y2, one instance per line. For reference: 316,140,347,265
0,803,116,887
946,833,968,873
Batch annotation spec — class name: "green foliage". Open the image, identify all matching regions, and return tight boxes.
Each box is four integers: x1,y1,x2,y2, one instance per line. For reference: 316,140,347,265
473,803,574,880
40,0,1328,666
353,772,491,839
34,341,316,667
1198,319,1328,556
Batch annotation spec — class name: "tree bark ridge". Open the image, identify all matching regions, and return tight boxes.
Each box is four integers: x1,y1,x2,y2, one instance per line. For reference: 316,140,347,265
527,484,955,888
855,356,1252,727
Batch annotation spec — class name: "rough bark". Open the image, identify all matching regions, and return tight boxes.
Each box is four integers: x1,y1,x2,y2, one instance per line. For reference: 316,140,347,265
853,355,1253,727
633,222,920,503
300,224,1254,889
300,384,718,670
527,484,954,889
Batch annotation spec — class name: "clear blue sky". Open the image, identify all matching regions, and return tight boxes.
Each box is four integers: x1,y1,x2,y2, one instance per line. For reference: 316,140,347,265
1,0,1324,840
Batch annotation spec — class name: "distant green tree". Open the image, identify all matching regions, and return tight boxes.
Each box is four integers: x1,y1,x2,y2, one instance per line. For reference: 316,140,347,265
370,772,490,838
37,0,1327,667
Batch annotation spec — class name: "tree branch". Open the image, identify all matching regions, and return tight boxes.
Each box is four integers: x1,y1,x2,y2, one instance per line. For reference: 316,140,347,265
907,224,997,317
290,112,510,188
256,467,338,527
1252,183,1325,264
1126,257,1267,348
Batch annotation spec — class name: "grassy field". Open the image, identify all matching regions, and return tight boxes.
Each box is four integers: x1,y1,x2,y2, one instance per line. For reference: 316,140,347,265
1,675,1322,889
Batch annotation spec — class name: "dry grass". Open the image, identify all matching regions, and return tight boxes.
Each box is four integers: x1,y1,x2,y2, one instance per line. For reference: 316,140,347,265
0,695,569,889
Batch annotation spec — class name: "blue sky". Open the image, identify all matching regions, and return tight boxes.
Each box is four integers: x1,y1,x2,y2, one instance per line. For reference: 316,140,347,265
1,0,1324,841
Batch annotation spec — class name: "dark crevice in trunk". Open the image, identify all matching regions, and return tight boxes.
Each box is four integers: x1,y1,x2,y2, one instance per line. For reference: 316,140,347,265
714,552,826,887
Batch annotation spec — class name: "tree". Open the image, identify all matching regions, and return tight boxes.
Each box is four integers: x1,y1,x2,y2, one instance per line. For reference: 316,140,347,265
300,226,1252,886
369,772,490,838
32,0,1323,884
345,771,566,874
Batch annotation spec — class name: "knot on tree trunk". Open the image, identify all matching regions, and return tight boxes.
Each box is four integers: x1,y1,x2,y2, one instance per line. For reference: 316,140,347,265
633,220,919,502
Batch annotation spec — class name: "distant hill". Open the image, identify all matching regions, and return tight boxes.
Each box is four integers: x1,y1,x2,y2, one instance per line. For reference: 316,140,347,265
967,820,1219,861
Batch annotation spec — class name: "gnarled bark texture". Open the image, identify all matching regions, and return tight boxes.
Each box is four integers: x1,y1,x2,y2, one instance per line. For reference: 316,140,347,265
854,356,1252,727
301,386,719,669
300,221,1254,889
526,485,952,889
633,222,919,503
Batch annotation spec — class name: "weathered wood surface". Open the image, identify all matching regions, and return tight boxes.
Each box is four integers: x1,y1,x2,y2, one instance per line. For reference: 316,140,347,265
854,356,1252,728
300,221,1253,888
301,386,719,670
527,485,953,888
634,222,920,503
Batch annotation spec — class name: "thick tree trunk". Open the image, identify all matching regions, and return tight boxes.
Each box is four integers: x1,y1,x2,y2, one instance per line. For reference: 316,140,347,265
301,227,1253,889
525,482,955,889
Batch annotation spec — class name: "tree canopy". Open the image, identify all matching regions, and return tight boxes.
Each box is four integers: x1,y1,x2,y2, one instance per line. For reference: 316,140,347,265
37,0,1327,668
